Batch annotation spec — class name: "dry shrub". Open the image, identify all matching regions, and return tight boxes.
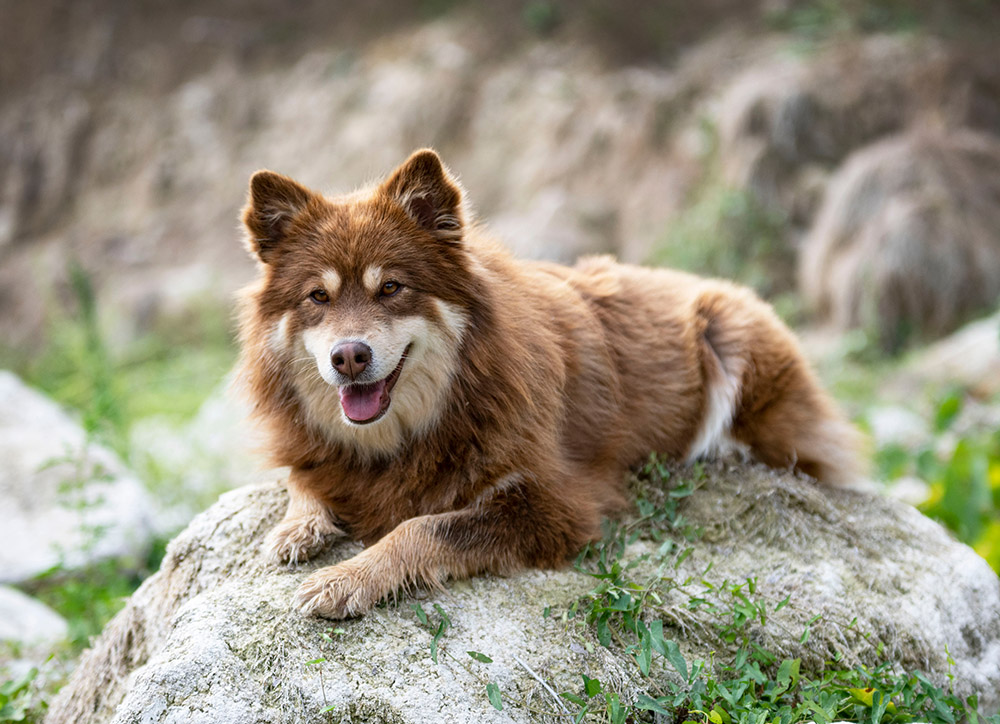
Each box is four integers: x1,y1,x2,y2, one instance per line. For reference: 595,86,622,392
799,129,1000,352
718,35,1000,225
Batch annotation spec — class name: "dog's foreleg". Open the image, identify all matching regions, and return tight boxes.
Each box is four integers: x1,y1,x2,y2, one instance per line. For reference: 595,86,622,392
265,470,345,565
294,474,597,618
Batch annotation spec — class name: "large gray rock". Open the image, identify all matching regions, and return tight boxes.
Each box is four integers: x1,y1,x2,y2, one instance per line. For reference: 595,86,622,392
45,463,1000,723
906,310,1000,398
0,370,156,583
0,585,67,648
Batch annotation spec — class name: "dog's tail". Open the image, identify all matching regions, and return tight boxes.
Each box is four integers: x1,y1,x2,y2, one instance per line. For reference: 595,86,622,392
693,284,867,487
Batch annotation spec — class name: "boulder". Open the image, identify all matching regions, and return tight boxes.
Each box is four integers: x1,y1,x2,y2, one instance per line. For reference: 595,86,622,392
798,130,1000,352
0,585,67,648
45,463,1000,723
905,310,1000,398
0,370,156,583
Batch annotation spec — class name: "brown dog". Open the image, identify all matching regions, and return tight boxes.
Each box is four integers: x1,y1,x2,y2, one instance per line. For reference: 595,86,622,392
236,149,861,618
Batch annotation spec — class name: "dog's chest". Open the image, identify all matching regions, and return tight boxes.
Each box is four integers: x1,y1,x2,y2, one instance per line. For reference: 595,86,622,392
324,450,484,543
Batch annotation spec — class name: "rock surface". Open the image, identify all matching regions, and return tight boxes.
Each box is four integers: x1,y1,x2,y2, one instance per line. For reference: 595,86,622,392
0,370,156,583
45,464,1000,723
906,310,1000,398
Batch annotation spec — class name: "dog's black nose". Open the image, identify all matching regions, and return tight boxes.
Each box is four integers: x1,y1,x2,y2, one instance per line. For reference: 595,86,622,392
331,342,372,381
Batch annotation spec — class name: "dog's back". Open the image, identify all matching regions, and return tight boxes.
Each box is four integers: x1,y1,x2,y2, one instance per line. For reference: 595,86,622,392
526,254,862,489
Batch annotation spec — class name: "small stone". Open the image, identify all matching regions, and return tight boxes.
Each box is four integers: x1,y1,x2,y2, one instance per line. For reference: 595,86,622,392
866,406,930,449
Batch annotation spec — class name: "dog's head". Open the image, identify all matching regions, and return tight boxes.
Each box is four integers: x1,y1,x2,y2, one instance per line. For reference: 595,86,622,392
240,150,475,452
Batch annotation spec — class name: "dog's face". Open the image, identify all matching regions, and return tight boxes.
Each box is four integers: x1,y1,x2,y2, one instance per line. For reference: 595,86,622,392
242,150,475,454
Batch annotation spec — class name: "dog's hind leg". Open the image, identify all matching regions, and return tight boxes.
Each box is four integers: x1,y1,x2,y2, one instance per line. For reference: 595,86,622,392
294,472,598,619
693,287,865,487
732,366,864,486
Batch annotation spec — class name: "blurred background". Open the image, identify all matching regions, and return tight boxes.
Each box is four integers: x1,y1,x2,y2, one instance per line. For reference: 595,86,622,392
1,0,999,716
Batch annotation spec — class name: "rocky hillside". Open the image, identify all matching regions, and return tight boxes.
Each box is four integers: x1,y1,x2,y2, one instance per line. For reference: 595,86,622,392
2,0,1000,355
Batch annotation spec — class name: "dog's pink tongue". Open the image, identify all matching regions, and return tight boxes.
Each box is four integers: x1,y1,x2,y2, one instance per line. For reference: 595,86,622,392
339,380,387,422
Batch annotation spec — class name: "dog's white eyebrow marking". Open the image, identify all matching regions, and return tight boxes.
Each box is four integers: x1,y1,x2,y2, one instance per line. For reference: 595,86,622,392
321,269,342,296
362,266,384,295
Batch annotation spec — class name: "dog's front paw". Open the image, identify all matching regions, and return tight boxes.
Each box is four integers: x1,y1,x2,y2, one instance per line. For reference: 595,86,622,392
265,514,344,566
294,557,388,619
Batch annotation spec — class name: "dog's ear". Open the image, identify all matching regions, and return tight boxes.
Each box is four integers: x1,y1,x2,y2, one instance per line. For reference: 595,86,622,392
242,171,316,263
381,149,464,243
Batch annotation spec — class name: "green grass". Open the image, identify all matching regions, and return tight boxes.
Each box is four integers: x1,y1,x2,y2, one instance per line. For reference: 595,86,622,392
648,173,795,305
21,542,168,652
0,262,237,459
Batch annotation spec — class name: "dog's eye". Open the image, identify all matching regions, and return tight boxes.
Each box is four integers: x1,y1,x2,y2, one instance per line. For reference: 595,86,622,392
380,280,401,297
309,289,330,304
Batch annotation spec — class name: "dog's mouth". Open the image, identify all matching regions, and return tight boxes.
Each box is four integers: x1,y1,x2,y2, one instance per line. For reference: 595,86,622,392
337,345,410,425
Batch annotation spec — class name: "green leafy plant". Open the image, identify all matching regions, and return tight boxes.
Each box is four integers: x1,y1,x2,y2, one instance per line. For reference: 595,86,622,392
0,667,41,723
411,602,452,664
304,657,336,714
875,393,1000,571
408,603,511,713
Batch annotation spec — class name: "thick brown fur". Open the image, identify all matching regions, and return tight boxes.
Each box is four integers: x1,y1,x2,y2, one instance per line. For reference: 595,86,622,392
236,149,863,619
